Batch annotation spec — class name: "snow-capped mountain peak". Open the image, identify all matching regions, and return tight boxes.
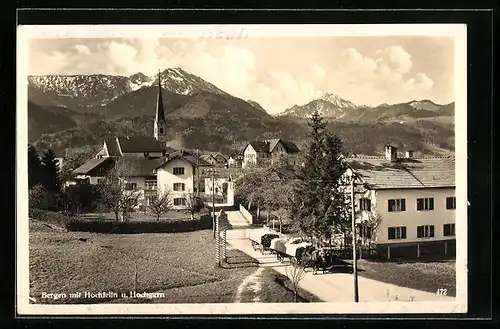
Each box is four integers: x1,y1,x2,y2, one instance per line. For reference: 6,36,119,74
407,99,441,111
318,92,357,109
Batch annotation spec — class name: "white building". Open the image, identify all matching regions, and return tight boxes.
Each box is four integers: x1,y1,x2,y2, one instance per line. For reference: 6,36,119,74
346,144,456,259
156,153,213,209
242,138,300,168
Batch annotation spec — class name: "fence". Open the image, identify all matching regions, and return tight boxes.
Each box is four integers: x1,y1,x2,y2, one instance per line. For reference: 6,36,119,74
239,204,254,224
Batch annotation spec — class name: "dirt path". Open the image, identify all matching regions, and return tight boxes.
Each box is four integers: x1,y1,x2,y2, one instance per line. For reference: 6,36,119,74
234,267,265,303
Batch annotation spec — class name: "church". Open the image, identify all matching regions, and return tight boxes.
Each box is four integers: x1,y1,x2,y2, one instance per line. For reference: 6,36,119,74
72,72,215,209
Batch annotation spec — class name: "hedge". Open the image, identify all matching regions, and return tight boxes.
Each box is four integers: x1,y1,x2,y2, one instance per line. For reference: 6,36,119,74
29,209,213,234
261,233,280,249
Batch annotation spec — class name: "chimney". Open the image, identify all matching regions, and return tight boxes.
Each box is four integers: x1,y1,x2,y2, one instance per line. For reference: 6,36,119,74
405,150,414,159
385,144,398,162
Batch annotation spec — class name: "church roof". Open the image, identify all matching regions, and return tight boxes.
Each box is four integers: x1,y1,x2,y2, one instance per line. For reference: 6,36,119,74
116,136,163,153
155,71,166,123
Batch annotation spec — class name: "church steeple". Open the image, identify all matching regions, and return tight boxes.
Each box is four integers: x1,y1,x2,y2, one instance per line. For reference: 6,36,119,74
154,69,167,142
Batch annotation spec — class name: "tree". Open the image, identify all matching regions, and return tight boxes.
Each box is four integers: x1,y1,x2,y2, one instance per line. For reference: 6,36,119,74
60,145,100,183
28,144,43,189
148,188,174,221
360,211,383,252
97,159,140,221
29,184,57,210
284,263,306,303
291,110,349,246
40,148,61,194
184,190,203,220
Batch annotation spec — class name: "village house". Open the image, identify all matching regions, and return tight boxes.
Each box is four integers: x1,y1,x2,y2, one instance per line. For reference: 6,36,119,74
155,152,213,209
242,138,300,168
345,144,456,259
227,153,243,168
72,72,213,210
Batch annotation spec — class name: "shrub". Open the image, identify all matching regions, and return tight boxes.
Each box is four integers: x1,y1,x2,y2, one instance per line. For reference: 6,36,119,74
261,233,280,249
65,214,213,234
29,185,58,211
29,208,72,229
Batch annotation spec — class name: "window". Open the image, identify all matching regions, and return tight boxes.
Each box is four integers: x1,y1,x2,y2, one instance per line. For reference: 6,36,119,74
388,226,407,240
388,199,406,212
96,178,105,185
159,127,164,134
145,180,157,190
443,223,455,236
146,196,157,206
446,197,456,210
124,182,137,191
173,183,185,191
359,198,371,211
174,198,186,206
417,198,434,211
173,167,185,175
417,225,435,238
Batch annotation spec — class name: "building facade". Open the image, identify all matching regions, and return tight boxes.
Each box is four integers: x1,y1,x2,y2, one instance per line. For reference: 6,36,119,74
346,144,456,259
242,138,300,168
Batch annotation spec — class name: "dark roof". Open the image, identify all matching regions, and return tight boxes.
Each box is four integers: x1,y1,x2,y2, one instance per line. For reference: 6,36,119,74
346,156,455,189
104,139,122,156
248,141,269,153
155,74,166,123
156,154,214,169
117,136,163,153
200,154,217,162
116,157,164,177
73,157,115,175
246,139,300,154
280,140,300,153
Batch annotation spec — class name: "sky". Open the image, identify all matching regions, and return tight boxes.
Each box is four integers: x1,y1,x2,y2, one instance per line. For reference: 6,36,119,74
28,36,455,114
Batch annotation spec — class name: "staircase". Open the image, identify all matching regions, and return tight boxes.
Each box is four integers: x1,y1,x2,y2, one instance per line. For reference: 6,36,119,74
226,210,252,228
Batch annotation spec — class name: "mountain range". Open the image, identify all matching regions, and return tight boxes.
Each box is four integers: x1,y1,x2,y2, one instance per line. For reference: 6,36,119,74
27,68,455,157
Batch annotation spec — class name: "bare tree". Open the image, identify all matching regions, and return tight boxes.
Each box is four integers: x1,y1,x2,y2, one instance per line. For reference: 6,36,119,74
184,189,202,220
285,263,307,302
97,158,140,221
148,187,173,221
362,211,383,252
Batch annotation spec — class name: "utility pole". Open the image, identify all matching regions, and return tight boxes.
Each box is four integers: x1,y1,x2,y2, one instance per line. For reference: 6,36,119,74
351,173,359,302
212,168,216,238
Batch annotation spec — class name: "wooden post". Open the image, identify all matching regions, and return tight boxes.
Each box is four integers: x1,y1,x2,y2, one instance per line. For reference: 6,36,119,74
387,245,391,260
351,175,359,302
444,241,448,256
417,244,420,258
215,212,220,266
222,229,227,262
212,169,216,238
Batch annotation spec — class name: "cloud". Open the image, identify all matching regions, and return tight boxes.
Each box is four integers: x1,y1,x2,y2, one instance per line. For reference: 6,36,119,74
333,46,434,105
29,39,438,113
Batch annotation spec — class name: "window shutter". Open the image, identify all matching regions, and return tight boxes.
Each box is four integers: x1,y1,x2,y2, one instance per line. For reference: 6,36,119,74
417,198,423,211
443,224,448,236
430,198,434,210
430,225,435,237
417,226,422,238
388,200,394,212
401,227,407,239
401,199,406,211
388,227,395,239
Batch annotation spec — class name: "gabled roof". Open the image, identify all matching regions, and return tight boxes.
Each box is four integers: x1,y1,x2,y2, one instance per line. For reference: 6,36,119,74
280,140,300,153
104,139,122,156
156,154,214,169
117,136,163,153
248,141,269,153
346,156,455,189
246,139,300,154
117,156,164,177
73,157,115,175
200,154,217,162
